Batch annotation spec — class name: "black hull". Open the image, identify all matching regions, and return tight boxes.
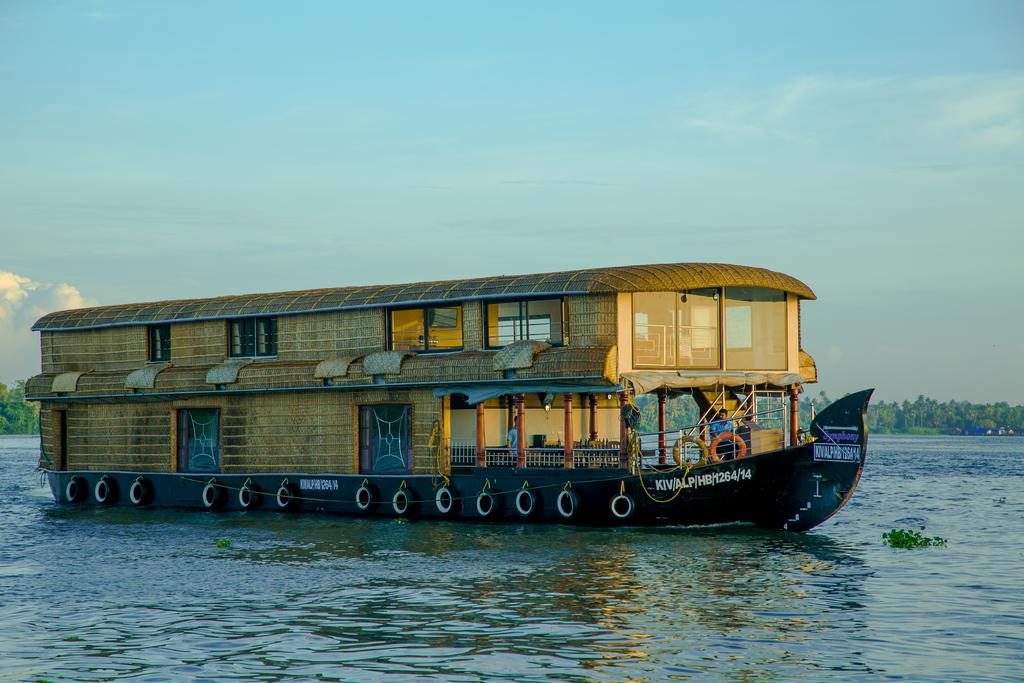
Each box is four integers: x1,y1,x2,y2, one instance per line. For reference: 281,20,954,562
43,391,873,533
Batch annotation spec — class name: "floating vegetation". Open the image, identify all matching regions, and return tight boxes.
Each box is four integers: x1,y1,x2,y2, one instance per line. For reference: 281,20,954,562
215,538,232,549
63,635,82,642
883,528,947,548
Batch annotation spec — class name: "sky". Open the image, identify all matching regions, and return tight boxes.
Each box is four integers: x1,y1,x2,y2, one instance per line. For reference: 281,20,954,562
1,1,1022,403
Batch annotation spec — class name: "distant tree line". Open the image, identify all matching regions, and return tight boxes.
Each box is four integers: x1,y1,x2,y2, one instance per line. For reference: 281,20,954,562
635,391,1022,435
0,381,39,435
812,392,1023,435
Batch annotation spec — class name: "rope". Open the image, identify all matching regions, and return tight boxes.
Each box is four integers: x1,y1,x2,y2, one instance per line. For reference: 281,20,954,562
179,461,699,508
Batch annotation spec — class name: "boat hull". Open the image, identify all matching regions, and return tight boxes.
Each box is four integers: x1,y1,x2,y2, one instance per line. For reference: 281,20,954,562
43,391,872,532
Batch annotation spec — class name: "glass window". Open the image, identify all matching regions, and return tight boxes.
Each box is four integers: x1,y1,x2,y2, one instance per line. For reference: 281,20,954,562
148,324,171,362
632,292,677,367
633,290,722,369
230,317,277,357
679,289,719,368
391,309,424,351
390,306,463,352
725,288,787,370
177,408,221,473
426,306,463,350
359,404,412,473
485,298,564,348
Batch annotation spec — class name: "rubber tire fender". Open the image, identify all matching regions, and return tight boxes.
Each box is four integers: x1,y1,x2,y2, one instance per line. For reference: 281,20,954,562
556,489,579,520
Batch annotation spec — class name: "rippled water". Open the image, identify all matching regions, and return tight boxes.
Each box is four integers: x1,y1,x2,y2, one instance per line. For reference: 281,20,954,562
1,435,1022,682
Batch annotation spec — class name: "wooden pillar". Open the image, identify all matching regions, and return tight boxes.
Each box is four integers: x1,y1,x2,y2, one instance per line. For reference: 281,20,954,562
475,402,486,467
619,392,629,468
563,394,574,468
658,390,668,465
789,385,800,446
515,394,526,467
588,394,598,442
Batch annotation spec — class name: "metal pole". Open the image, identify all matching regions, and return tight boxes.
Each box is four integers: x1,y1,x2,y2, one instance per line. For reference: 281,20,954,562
475,402,486,467
564,394,574,468
516,394,526,468
658,391,667,464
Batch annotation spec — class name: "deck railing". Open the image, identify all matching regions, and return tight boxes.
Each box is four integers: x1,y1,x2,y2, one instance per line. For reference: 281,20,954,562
448,443,621,469
636,401,790,467
448,396,790,470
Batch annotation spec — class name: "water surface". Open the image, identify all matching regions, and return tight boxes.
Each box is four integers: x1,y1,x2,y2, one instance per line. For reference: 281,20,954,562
1,434,1021,681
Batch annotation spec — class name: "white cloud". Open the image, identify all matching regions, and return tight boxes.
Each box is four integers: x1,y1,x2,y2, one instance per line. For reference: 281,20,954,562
0,271,96,384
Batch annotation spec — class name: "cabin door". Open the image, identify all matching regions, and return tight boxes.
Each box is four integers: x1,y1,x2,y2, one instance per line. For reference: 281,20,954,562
359,404,412,474
177,408,221,473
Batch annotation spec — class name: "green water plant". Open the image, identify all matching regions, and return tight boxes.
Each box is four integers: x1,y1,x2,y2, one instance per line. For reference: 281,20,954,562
883,528,947,548
215,538,232,549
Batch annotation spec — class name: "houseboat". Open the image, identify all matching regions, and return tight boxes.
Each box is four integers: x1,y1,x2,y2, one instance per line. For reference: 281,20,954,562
26,262,872,531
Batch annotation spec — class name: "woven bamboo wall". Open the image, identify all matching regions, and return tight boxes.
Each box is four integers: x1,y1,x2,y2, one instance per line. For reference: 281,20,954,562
461,301,484,351
64,402,171,472
44,388,443,475
566,294,617,347
171,321,226,365
277,309,385,361
39,403,56,468
215,392,354,474
41,328,146,374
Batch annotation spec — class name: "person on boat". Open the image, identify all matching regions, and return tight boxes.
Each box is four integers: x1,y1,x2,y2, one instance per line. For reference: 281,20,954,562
708,409,740,461
708,409,732,437
507,423,518,451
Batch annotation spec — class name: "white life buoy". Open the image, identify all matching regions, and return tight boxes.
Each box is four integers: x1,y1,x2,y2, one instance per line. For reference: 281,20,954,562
515,489,535,517
556,489,578,520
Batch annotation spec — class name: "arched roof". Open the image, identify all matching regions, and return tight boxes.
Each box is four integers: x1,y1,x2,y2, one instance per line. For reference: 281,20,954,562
33,262,815,331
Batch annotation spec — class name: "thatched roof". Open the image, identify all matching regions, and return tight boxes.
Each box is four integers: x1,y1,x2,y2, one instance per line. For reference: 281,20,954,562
33,262,815,332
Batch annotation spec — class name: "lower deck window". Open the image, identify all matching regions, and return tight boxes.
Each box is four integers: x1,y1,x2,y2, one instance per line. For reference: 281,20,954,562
177,408,221,472
359,404,412,474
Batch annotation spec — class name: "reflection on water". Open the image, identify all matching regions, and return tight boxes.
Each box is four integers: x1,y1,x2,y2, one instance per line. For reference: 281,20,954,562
1,434,1021,682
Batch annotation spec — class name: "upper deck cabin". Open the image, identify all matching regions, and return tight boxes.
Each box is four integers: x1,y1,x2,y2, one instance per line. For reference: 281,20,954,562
26,263,818,475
